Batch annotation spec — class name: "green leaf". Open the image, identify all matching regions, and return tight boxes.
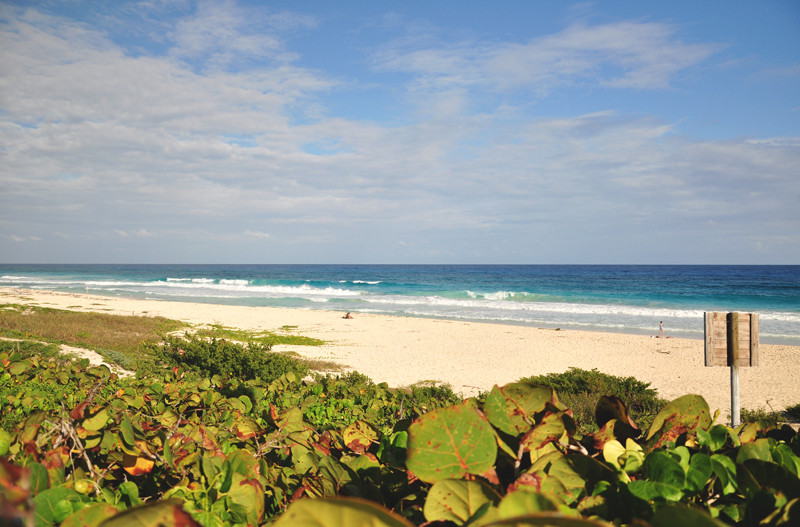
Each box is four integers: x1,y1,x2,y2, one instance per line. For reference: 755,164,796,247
710,454,737,495
0,428,11,456
61,503,119,527
9,359,31,375
478,515,610,526
627,480,683,502
736,438,772,464
227,473,265,525
649,504,728,527
685,453,713,495
118,481,142,508
120,412,135,446
497,491,559,518
98,499,201,527
696,424,729,451
83,408,109,431
238,395,253,413
742,459,800,500
27,462,49,496
484,383,554,436
33,487,82,527
772,444,800,475
423,479,500,524
273,496,415,526
52,499,75,524
406,404,497,483
627,451,685,502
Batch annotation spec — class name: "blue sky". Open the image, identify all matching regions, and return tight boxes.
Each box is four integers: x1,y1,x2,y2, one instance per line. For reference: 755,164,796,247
1,0,798,264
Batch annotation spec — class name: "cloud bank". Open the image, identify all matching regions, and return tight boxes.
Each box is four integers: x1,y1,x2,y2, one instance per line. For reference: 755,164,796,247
0,3,798,263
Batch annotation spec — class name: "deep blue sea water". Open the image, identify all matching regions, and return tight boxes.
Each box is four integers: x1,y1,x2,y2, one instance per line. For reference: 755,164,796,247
1,265,798,344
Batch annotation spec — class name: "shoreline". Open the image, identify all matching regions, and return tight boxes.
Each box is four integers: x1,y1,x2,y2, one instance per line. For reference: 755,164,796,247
2,287,799,416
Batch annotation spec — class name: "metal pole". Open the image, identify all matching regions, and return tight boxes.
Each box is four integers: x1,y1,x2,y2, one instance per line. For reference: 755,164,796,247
727,312,740,427
731,364,740,427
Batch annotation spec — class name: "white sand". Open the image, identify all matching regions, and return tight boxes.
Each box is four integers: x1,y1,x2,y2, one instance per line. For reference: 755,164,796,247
2,288,799,417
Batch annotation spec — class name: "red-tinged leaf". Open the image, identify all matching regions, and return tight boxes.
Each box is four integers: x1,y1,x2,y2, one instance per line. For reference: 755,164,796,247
0,458,24,485
233,419,262,441
318,430,333,449
198,427,223,455
646,394,712,450
290,486,306,502
141,421,162,431
70,401,89,420
521,411,566,452
507,472,542,494
23,441,40,461
480,467,501,485
406,405,497,484
96,498,201,527
269,403,279,423
591,418,640,452
343,420,379,454
42,449,64,470
595,396,640,433
312,441,331,456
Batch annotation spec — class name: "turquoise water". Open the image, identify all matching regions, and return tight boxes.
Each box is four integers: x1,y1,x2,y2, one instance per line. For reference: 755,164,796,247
1,265,798,344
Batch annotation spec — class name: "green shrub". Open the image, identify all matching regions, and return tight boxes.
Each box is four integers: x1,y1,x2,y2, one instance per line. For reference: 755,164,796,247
786,403,800,420
0,340,61,360
740,407,786,428
518,367,667,435
146,336,309,382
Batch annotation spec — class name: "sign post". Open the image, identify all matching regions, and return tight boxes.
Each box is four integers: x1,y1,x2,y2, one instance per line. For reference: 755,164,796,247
704,312,759,427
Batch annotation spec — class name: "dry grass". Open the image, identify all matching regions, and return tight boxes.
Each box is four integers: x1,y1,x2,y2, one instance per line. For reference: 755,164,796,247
0,303,186,354
302,358,345,372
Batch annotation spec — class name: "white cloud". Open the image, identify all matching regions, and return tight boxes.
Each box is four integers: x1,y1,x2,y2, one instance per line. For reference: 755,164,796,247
374,21,720,96
244,230,270,237
1,234,40,242
0,5,797,264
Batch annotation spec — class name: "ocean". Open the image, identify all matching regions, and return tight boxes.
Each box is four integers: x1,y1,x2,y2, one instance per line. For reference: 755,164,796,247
1,265,798,345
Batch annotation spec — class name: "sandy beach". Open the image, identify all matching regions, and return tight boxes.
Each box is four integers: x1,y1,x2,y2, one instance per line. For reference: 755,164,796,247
2,287,799,417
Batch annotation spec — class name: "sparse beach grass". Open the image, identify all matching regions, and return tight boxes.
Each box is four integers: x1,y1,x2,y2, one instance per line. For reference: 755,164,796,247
0,303,186,357
189,323,326,347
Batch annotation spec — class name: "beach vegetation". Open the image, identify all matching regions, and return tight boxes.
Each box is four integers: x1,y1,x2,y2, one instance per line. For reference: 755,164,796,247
0,303,186,360
1,337,798,526
738,406,787,428
518,367,667,435
785,402,800,420
145,335,310,382
189,323,325,347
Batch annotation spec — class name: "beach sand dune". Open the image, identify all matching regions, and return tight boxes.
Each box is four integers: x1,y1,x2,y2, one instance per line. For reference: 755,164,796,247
3,288,798,417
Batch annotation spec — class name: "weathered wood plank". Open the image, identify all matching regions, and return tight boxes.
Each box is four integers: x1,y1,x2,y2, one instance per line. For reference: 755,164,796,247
751,313,759,367
704,312,714,366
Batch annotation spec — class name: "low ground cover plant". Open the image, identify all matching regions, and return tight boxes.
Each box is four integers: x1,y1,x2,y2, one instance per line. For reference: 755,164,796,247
146,335,311,382
518,367,667,435
1,326,799,526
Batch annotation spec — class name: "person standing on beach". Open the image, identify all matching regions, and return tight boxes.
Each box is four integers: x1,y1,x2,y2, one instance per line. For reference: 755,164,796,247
659,321,664,338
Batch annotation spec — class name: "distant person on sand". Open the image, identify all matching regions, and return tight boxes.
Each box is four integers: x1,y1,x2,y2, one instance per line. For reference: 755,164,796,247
659,321,664,338
343,312,353,319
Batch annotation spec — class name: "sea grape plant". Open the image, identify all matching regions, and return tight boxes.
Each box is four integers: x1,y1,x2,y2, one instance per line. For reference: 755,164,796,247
1,347,799,526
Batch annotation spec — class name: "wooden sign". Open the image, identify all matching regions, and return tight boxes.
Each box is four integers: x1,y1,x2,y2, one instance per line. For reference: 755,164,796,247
704,312,759,367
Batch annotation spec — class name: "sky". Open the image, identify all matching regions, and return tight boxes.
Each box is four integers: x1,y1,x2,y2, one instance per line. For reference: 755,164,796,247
1,0,799,264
